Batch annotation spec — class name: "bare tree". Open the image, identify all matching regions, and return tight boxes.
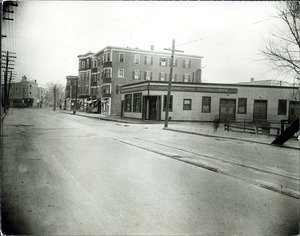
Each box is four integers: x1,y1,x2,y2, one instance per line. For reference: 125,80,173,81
262,2,300,80
47,82,65,111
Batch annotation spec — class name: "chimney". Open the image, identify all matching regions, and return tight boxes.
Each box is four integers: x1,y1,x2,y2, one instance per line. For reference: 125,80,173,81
150,45,154,51
250,78,254,82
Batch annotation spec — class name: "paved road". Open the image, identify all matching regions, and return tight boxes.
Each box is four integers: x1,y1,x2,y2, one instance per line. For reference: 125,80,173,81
1,108,299,235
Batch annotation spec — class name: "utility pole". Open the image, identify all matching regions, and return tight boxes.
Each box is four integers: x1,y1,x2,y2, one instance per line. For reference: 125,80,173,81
74,78,78,114
164,39,184,128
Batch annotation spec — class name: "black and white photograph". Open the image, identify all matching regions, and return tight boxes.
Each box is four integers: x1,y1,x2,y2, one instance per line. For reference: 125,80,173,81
1,1,299,235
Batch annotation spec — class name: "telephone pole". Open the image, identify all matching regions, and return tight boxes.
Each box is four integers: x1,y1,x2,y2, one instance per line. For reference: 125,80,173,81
164,39,183,128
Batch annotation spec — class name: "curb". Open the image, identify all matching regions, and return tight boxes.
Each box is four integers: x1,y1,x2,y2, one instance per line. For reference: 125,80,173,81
1,111,7,121
165,128,299,150
115,138,300,199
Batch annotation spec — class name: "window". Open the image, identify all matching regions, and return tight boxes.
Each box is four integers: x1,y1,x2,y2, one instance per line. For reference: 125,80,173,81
87,59,90,68
101,84,111,94
124,94,132,112
93,60,97,68
103,68,112,78
160,72,167,81
145,71,152,80
160,58,167,67
133,70,141,80
133,93,142,112
170,58,177,67
118,69,124,79
278,100,287,115
119,53,125,63
202,96,211,113
134,54,140,64
82,61,85,69
145,55,152,65
183,99,192,110
171,73,177,82
183,59,191,68
163,95,173,111
183,74,190,82
107,52,111,62
238,98,247,114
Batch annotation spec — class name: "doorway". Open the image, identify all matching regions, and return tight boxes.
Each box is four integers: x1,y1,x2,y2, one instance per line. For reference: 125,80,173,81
143,96,161,121
219,99,236,122
289,101,299,122
253,100,268,123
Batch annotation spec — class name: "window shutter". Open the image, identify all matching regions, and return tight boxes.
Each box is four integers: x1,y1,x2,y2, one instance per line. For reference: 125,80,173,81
151,56,153,65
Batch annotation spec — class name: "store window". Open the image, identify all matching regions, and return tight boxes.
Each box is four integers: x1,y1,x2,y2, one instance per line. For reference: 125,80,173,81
202,96,211,113
124,94,132,112
163,95,173,111
238,98,247,114
278,99,287,115
183,99,192,110
133,93,142,112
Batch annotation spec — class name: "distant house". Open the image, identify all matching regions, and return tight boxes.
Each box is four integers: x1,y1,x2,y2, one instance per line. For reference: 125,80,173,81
4,76,39,108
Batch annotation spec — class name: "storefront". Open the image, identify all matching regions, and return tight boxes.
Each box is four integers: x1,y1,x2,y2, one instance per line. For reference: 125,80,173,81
121,81,299,123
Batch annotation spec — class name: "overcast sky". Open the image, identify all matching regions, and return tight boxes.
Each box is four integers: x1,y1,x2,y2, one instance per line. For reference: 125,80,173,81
2,1,289,87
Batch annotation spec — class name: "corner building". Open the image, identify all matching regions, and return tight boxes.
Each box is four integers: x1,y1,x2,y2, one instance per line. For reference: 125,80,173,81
84,46,203,115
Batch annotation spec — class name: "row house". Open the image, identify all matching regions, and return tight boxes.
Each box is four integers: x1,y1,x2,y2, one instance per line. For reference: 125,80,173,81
77,46,203,115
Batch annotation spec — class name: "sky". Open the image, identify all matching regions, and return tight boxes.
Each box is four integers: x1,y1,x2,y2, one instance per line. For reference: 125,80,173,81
1,1,292,88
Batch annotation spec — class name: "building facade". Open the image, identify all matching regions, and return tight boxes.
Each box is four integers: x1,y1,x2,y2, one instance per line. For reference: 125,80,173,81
121,81,299,123
37,87,47,108
78,46,203,115
78,52,94,111
5,76,39,108
64,76,79,110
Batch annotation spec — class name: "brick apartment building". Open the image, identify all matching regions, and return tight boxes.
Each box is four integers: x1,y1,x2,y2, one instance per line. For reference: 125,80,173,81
77,46,203,115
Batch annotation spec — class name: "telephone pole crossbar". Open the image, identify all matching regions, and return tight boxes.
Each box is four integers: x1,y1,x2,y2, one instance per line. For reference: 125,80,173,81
163,39,184,128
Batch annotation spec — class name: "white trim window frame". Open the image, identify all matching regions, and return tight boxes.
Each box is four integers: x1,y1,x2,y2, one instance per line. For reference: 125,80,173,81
119,53,125,63
118,69,125,79
183,74,190,82
145,55,152,65
134,70,141,80
145,71,152,80
134,54,141,64
160,57,167,67
160,72,167,81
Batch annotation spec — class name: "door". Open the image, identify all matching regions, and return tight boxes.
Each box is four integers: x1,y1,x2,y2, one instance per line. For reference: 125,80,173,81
253,100,267,123
149,96,157,120
219,99,236,122
289,101,299,122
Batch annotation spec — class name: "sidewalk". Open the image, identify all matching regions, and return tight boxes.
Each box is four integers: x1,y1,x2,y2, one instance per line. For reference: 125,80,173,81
60,110,299,150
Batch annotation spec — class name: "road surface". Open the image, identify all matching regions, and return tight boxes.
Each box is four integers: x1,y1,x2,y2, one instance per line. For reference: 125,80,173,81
1,108,299,235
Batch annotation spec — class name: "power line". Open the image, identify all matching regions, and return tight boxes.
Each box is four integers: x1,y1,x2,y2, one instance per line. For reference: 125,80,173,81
176,18,274,47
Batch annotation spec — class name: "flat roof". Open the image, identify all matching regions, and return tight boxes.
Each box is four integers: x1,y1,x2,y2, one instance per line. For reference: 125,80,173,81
94,46,203,59
121,80,299,90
